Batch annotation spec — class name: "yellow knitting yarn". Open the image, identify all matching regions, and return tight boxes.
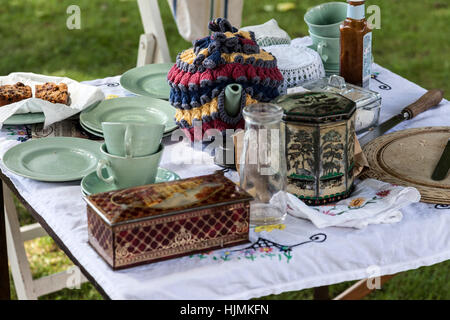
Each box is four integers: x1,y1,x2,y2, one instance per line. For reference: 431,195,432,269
179,47,275,66
179,48,197,64
175,94,259,127
222,50,275,64
223,30,252,40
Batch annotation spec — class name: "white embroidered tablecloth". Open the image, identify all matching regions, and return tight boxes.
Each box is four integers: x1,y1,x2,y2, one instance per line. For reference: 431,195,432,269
0,63,449,300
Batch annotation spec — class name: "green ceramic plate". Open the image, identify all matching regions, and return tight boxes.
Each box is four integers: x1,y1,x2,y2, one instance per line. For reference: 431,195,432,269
80,119,176,138
162,127,178,138
4,113,45,125
79,96,177,134
3,137,102,182
120,63,173,100
81,167,180,196
80,122,104,138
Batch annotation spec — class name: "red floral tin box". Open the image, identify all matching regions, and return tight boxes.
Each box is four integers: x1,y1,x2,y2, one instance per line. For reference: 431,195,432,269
85,172,252,270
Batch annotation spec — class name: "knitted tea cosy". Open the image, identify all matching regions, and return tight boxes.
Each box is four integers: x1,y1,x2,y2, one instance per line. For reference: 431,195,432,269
167,18,284,140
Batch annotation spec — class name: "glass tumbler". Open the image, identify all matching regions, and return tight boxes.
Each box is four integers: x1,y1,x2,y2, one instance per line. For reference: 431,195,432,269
239,103,287,226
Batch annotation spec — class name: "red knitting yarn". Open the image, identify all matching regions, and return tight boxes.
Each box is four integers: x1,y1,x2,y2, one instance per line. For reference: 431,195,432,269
168,63,281,88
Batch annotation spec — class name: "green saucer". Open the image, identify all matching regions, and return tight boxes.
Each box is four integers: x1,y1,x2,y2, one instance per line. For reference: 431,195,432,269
81,167,180,196
120,63,173,100
3,137,102,182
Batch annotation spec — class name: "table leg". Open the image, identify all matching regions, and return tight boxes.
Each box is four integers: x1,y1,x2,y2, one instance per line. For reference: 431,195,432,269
333,274,396,300
0,181,11,300
313,285,330,300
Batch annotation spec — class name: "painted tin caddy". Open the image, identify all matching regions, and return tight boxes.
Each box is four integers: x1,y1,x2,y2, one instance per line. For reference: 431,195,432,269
273,91,357,205
85,172,253,269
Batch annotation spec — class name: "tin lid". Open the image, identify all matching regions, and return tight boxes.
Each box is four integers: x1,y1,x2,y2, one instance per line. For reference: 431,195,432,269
85,172,253,226
274,91,356,123
301,75,381,109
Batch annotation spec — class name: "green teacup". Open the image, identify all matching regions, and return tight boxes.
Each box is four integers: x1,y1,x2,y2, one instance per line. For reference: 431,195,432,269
309,31,341,66
101,122,164,157
96,143,164,189
304,2,348,38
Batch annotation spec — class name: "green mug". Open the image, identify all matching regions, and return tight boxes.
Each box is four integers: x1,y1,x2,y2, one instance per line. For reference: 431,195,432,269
101,122,164,157
304,2,348,38
309,30,341,66
96,143,164,189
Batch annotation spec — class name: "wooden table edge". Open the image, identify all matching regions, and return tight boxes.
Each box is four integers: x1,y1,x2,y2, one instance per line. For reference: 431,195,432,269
0,170,111,300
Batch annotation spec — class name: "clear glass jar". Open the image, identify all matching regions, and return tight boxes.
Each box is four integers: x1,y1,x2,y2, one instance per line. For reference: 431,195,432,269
239,103,287,225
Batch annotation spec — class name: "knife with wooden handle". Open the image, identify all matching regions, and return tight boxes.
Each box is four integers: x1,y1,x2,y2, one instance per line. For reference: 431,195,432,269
431,138,450,181
359,89,445,146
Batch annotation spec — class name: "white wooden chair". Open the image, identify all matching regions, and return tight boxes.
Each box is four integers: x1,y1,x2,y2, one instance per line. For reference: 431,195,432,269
4,183,87,300
136,0,171,66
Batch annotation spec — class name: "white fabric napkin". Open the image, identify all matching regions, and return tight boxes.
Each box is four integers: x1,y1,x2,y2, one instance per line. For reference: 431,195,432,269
291,37,313,49
241,19,291,46
0,137,20,158
0,72,104,128
285,179,421,229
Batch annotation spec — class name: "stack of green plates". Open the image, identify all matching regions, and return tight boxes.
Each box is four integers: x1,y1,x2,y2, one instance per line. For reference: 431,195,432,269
79,96,178,138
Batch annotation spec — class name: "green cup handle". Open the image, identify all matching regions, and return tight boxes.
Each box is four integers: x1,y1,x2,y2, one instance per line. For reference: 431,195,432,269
317,41,328,62
124,126,132,158
96,159,115,185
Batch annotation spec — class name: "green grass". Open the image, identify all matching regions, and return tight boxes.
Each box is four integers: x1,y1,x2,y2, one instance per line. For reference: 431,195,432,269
4,0,450,300
2,0,449,97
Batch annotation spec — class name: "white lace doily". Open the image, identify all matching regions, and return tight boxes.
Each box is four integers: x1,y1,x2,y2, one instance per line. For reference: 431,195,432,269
263,44,325,94
256,37,290,47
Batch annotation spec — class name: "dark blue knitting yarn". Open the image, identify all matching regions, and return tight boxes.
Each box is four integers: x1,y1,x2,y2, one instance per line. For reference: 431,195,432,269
170,81,280,110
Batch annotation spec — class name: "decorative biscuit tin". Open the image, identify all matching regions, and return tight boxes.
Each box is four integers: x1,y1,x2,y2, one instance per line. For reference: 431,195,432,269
85,172,252,269
273,92,356,205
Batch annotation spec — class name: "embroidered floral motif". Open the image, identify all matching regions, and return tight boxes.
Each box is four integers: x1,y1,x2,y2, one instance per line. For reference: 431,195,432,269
4,126,30,142
189,234,327,264
313,187,394,216
254,224,286,233
321,210,336,216
349,197,366,208
371,72,392,90
376,190,391,198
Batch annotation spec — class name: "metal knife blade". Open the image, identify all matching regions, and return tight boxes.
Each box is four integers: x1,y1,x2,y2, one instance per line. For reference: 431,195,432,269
431,138,450,181
359,89,444,146
359,114,404,146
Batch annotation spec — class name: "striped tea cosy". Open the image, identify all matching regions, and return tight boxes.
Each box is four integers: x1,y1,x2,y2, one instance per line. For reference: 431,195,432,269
167,18,284,141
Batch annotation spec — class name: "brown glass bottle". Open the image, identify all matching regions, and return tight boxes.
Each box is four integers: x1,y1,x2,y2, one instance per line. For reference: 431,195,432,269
340,0,372,88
